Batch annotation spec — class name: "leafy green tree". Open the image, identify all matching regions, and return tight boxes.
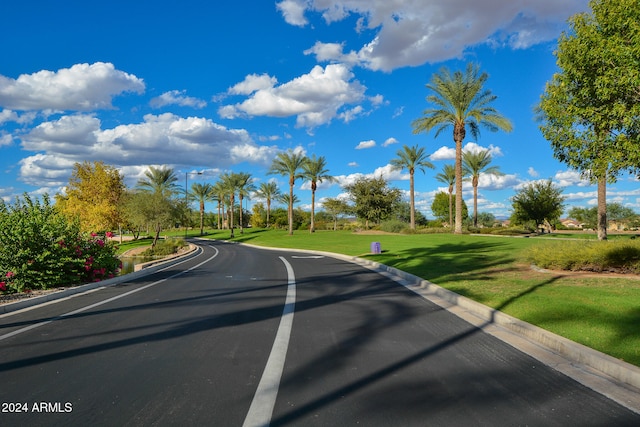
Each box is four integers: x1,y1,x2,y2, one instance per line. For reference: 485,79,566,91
268,150,308,235
538,0,640,240
412,63,512,234
390,144,434,230
344,176,402,228
431,191,468,225
0,194,119,292
393,201,427,227
55,161,125,233
255,182,281,228
569,203,637,230
476,212,496,228
435,164,456,229
302,154,336,232
251,203,267,228
462,150,503,227
322,197,352,231
511,180,565,232
190,182,214,235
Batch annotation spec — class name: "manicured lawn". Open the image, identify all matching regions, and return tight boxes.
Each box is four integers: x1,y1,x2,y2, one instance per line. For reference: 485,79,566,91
196,228,640,367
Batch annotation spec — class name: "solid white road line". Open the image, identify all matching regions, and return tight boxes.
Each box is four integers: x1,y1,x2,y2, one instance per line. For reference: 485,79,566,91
243,256,296,427
0,245,219,342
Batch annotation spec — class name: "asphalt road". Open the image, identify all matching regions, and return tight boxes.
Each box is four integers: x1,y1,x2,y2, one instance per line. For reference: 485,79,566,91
0,240,638,426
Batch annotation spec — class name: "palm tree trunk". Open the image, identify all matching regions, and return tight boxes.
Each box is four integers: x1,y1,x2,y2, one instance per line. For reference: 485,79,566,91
288,182,294,235
473,179,478,228
448,187,453,231
454,138,463,234
310,182,317,233
239,195,244,234
266,199,271,228
229,194,235,238
597,175,607,241
409,172,416,230
199,201,205,235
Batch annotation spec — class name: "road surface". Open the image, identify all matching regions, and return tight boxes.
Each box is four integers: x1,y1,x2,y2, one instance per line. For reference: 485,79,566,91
0,240,638,426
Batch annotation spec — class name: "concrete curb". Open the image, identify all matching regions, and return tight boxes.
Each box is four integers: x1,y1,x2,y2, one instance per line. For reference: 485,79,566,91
0,244,202,315
236,242,640,411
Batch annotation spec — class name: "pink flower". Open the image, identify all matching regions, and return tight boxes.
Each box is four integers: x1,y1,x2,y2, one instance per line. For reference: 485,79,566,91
91,232,98,237
0,282,6,291
96,239,105,247
6,271,15,278
105,232,114,238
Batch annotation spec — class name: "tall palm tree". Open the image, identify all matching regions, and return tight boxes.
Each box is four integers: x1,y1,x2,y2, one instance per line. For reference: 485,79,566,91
235,172,256,234
255,182,280,227
268,150,308,235
136,166,180,197
435,164,456,229
220,173,240,238
412,63,512,234
302,155,336,233
211,180,226,230
390,144,434,230
190,182,214,235
462,150,503,228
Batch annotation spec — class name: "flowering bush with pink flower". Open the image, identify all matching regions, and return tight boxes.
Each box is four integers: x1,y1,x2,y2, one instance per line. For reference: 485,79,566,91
0,194,120,293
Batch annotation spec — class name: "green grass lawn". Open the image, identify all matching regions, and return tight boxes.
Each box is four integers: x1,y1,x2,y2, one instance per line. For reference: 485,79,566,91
191,227,640,367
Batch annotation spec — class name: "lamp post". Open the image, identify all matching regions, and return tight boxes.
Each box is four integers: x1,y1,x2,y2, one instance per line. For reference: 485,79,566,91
185,171,203,238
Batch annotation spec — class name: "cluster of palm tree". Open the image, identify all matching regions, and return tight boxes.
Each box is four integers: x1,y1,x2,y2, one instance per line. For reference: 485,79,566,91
140,151,337,238
135,64,511,237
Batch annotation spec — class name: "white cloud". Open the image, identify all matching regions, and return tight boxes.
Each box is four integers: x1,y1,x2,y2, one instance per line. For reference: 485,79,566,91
348,161,359,167
0,132,13,147
355,139,376,149
429,142,501,161
17,113,276,187
382,137,398,147
0,62,145,111
150,90,207,109
219,64,367,128
554,170,590,187
292,1,589,71
527,167,539,177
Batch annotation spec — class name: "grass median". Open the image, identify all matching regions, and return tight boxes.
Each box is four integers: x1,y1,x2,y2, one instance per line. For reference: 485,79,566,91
143,228,640,367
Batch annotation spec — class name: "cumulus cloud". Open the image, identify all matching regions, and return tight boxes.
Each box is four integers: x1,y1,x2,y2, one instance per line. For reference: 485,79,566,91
429,142,502,161
18,113,277,187
0,62,145,111
355,139,376,149
289,0,589,71
219,64,367,128
554,170,590,187
383,137,398,147
150,90,207,109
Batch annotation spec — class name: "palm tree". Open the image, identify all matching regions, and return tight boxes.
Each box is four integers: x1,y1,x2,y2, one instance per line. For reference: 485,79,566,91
190,182,214,235
462,150,503,228
211,180,226,230
390,144,434,230
255,182,280,227
435,164,456,229
412,63,512,234
268,150,308,235
302,155,336,232
220,173,240,238
136,166,180,197
235,172,256,234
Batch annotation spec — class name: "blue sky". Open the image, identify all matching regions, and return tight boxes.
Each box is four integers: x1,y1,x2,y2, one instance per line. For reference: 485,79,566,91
3,0,635,219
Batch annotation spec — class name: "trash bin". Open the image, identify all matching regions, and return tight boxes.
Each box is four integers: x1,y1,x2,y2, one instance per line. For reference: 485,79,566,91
370,241,381,254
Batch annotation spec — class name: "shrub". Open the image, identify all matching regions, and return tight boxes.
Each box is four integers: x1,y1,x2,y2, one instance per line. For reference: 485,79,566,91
380,220,408,234
0,194,120,293
142,238,187,256
523,240,640,273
